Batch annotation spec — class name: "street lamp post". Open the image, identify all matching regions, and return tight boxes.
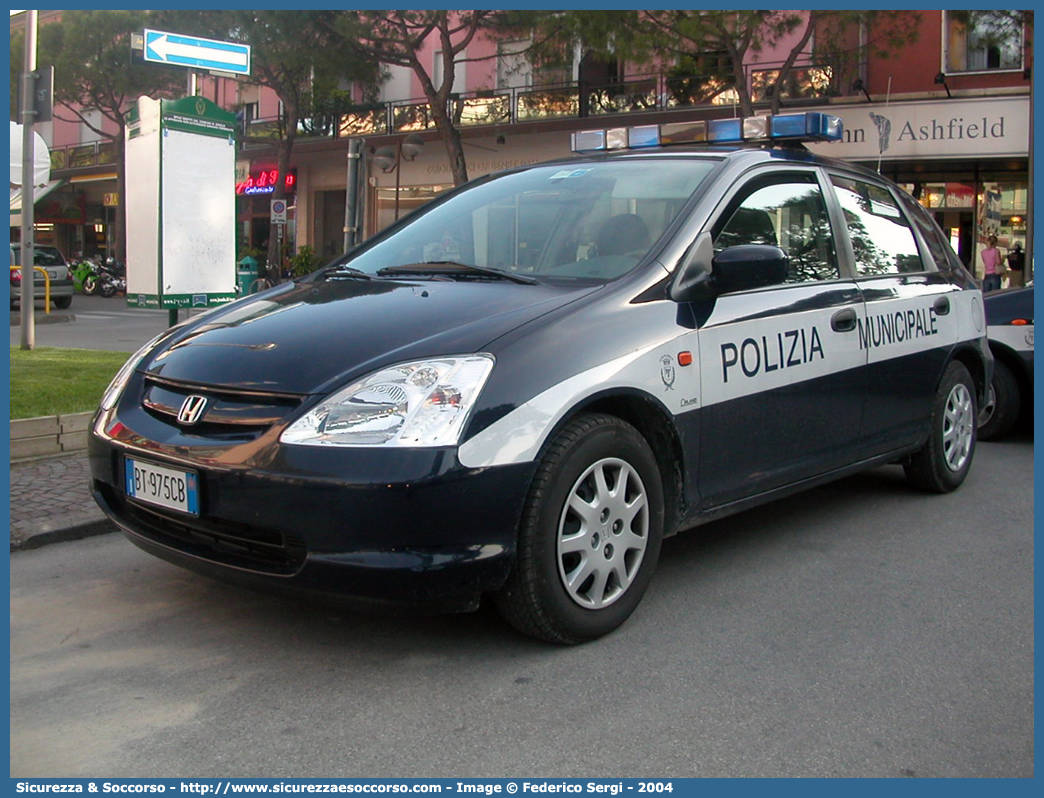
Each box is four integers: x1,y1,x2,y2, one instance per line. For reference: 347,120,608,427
19,10,39,351
373,134,425,224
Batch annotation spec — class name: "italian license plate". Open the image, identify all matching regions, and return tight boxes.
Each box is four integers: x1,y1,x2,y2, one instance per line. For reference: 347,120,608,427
125,457,199,515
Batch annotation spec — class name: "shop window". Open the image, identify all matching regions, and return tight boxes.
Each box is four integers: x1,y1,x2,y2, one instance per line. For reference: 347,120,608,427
433,50,467,95
497,40,533,90
979,179,1028,250
944,11,1024,73
373,185,451,234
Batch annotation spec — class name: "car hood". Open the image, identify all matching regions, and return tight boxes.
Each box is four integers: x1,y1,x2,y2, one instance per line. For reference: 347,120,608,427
142,277,596,395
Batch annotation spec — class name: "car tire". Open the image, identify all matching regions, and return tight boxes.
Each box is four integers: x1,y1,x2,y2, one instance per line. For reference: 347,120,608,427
904,361,977,493
54,295,72,310
977,359,1020,441
494,413,664,644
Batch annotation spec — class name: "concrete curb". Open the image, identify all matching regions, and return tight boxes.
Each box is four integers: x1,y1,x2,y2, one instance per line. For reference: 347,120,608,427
10,411,93,461
10,518,115,552
9,311,76,326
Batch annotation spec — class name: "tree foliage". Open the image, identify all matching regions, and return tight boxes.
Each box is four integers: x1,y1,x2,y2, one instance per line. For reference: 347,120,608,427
523,10,921,115
326,10,499,186
155,10,381,275
15,10,185,261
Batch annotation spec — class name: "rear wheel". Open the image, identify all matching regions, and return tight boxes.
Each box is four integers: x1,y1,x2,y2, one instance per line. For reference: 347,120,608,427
99,280,117,298
54,295,72,310
904,361,977,493
494,414,664,644
977,359,1020,441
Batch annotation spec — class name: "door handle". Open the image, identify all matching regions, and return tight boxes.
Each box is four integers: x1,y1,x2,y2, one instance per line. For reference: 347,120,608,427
831,307,858,332
934,296,951,315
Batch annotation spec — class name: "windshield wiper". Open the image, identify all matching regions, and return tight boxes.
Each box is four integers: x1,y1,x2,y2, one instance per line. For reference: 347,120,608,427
318,263,372,280
377,261,537,284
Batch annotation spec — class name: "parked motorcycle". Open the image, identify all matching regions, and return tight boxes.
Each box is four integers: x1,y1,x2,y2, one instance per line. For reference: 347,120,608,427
71,257,102,295
96,258,126,298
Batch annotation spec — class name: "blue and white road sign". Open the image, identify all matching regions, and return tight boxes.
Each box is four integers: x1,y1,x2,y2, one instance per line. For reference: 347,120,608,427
144,29,251,76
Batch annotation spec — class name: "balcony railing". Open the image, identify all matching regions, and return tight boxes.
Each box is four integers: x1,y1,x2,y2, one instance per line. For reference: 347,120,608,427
49,140,118,173
49,61,841,171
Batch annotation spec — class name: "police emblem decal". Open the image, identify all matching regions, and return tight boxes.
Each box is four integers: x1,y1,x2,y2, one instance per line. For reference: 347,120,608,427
660,355,676,390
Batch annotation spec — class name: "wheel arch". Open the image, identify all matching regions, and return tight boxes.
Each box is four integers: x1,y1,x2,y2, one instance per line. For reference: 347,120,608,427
543,389,687,538
988,341,1033,397
950,343,991,409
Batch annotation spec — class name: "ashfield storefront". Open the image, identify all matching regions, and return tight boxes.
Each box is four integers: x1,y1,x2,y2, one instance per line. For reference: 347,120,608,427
807,95,1030,278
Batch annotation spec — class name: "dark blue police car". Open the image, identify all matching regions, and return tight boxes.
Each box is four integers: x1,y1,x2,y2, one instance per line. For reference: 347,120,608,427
89,112,991,643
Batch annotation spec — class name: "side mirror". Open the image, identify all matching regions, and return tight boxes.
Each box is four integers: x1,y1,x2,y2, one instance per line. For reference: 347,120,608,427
712,245,789,293
670,233,788,301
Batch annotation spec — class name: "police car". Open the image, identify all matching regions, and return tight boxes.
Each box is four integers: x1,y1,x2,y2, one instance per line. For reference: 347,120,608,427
978,284,1033,440
89,112,991,644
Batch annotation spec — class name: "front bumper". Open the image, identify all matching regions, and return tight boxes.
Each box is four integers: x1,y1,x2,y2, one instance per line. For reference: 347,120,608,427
89,407,535,613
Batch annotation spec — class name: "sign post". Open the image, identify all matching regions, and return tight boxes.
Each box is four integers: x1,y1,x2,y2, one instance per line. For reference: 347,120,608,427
124,96,239,323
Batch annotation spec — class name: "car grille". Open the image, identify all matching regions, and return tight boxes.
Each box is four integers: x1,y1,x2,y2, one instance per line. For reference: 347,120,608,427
141,375,306,439
97,480,307,574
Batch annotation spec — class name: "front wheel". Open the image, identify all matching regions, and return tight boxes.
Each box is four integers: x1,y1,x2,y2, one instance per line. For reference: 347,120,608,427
904,361,977,493
82,276,97,296
494,414,664,644
98,280,117,298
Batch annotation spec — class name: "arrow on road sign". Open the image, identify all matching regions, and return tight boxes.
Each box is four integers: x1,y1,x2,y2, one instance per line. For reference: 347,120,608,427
143,29,251,76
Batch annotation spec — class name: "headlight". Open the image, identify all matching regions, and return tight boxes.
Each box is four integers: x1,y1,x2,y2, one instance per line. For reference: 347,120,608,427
281,355,495,447
99,331,168,411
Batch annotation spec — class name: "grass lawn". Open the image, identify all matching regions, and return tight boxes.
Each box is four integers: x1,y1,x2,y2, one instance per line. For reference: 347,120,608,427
9,347,129,420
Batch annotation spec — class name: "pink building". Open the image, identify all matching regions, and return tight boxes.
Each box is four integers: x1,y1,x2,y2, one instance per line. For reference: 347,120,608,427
13,10,1031,276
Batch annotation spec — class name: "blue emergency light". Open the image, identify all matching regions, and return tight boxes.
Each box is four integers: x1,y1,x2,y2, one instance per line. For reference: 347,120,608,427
570,111,843,153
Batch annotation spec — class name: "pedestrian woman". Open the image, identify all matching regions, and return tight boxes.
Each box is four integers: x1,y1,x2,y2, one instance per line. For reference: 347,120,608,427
980,235,1003,292
1006,241,1026,288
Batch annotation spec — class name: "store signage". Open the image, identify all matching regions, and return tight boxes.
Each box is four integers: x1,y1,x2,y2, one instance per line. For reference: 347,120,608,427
805,96,1029,161
236,168,296,196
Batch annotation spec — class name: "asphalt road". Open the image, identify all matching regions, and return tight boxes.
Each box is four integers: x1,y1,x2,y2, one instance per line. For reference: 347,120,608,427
10,437,1033,779
10,293,179,352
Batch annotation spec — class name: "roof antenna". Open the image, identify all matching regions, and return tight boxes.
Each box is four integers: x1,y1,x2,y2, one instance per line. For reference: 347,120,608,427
876,75,892,174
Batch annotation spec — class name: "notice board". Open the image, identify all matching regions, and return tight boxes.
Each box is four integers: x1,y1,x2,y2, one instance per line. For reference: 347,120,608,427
125,95,237,309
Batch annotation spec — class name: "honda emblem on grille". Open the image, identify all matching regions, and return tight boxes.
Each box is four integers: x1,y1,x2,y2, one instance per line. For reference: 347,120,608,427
177,395,209,425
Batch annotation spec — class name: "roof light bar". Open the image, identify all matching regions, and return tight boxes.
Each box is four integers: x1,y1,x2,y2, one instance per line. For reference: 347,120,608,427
660,120,707,145
570,111,843,153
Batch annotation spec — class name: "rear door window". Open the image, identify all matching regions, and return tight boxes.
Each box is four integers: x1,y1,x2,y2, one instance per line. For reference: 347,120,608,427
830,175,927,276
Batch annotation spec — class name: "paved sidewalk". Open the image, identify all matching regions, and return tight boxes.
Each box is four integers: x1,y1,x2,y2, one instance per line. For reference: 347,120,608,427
9,452,114,551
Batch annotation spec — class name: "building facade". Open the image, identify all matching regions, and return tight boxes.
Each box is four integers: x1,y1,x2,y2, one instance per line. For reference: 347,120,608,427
13,10,1032,282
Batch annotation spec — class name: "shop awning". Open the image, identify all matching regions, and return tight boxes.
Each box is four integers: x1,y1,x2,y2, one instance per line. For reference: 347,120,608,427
9,179,67,226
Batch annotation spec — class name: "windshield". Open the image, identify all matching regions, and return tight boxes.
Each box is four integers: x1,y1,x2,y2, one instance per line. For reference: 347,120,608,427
331,159,717,284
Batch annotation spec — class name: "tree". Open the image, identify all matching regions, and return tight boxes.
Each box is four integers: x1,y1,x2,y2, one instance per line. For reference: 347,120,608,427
157,10,381,278
530,10,920,117
24,10,184,262
326,10,498,187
